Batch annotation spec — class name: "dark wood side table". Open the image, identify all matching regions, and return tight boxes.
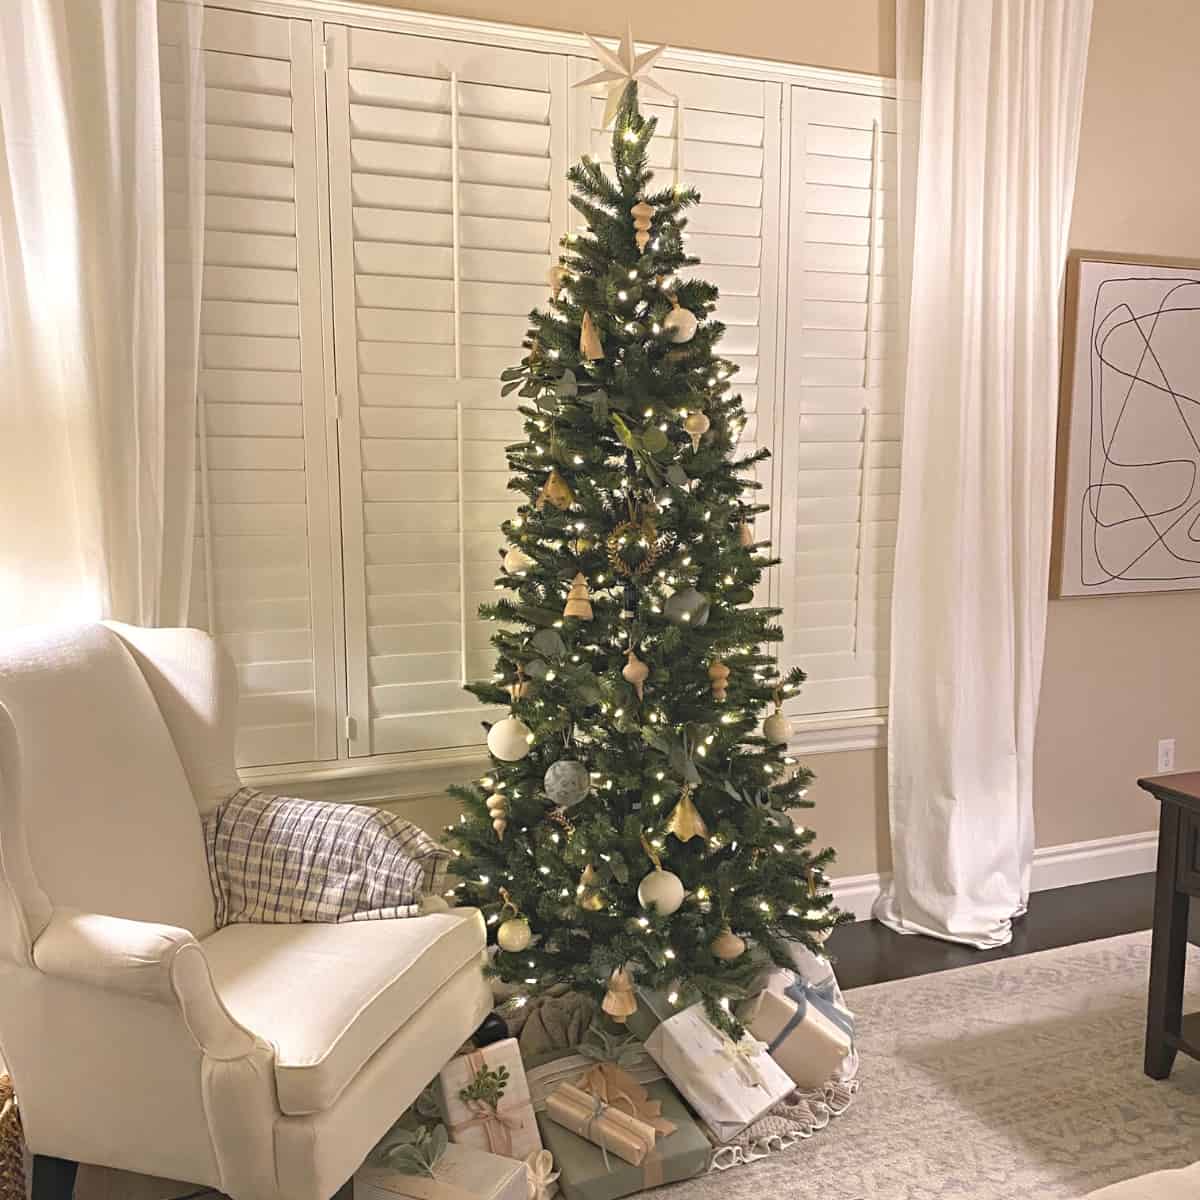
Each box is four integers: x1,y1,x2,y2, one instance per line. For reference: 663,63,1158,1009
1137,771,1200,1078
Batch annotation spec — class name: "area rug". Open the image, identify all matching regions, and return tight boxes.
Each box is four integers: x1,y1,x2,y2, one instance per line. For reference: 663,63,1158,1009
648,931,1200,1200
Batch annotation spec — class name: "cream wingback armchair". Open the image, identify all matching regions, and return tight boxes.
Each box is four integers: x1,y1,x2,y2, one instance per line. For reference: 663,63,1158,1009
0,623,492,1200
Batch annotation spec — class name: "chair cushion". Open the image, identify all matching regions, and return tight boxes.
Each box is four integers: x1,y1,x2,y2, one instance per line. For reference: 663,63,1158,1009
1084,1163,1200,1199
201,909,486,1115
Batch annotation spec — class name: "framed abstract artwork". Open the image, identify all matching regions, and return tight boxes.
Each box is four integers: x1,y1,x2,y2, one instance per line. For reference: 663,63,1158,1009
1052,251,1200,597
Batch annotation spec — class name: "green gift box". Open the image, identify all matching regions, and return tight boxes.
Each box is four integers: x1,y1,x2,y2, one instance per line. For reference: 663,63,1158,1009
623,988,678,1043
536,1078,709,1200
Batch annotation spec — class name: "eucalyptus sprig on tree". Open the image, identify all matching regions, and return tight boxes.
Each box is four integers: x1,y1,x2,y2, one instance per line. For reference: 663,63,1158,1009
446,79,847,1037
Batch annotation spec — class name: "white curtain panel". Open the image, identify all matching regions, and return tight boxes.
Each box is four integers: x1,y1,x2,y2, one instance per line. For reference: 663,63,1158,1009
875,0,1093,947
0,0,203,629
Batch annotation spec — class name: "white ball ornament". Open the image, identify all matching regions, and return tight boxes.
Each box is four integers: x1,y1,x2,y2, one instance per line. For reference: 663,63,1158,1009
663,302,699,344
544,759,590,807
503,546,534,574
637,868,685,916
497,917,532,953
763,707,793,746
487,715,532,762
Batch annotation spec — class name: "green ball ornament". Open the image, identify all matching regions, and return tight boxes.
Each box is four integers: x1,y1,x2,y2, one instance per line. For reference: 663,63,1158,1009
664,586,710,626
544,759,590,807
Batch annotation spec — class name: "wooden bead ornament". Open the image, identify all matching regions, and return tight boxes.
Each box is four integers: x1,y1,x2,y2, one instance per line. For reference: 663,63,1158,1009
535,468,574,511
602,966,638,1023
503,545,534,574
711,926,747,961
665,785,708,842
684,410,710,451
580,311,604,361
485,792,509,838
487,714,532,762
663,299,699,344
708,660,730,701
631,201,654,252
563,573,594,620
622,648,650,700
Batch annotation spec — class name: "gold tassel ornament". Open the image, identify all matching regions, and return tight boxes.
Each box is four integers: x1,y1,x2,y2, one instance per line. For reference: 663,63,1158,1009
601,966,638,1023
563,573,594,620
580,311,604,361
664,785,708,842
535,468,574,511
578,863,607,911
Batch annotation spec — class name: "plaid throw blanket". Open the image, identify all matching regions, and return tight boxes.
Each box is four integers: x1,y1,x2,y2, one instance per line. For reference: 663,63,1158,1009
203,787,452,926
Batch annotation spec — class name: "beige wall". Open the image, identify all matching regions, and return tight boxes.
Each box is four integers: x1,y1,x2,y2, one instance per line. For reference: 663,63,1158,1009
1034,0,1200,849
370,0,896,77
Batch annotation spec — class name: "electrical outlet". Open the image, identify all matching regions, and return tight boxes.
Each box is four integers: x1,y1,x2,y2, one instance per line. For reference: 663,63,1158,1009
1157,738,1176,774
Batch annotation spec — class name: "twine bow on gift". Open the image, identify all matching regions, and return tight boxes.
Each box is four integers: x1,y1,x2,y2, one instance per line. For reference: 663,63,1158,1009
457,1097,521,1157
525,1149,559,1200
769,981,855,1056
574,1061,677,1138
714,1035,770,1091
584,1093,615,1173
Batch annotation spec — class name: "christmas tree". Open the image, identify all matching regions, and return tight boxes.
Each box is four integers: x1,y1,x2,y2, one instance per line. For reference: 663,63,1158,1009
447,47,844,1037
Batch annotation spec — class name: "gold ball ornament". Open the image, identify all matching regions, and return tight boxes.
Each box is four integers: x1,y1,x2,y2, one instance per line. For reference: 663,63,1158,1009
708,660,730,701
497,917,533,953
503,546,534,574
487,715,532,762
711,927,747,960
622,649,650,700
763,704,793,745
663,300,699,344
637,868,685,916
684,410,710,451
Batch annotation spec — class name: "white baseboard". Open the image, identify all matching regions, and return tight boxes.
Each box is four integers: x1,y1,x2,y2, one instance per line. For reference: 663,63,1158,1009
830,829,1160,921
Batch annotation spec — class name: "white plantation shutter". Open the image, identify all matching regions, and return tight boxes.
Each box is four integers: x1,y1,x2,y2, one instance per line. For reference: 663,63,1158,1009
161,8,340,767
778,87,901,720
575,67,782,538
325,26,570,757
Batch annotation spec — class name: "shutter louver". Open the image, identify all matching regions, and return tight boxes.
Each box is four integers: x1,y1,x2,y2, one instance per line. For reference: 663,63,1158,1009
779,87,901,720
577,67,781,537
161,7,338,768
327,27,568,756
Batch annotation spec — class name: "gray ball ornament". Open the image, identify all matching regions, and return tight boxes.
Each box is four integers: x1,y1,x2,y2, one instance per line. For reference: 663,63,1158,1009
664,586,710,627
544,759,590,807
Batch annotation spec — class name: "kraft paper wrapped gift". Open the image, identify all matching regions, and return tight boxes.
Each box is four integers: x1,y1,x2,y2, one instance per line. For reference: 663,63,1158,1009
535,1076,708,1200
739,975,853,1090
544,1081,658,1166
354,1141,527,1200
438,1038,542,1161
642,1002,796,1143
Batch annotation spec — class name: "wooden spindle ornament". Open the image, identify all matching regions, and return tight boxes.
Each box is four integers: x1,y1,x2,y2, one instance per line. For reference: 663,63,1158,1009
630,201,654,252
708,660,730,701
563,573,593,620
622,648,650,700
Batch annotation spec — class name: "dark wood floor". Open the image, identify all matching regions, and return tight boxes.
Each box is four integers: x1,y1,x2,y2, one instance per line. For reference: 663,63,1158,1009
828,871,1200,990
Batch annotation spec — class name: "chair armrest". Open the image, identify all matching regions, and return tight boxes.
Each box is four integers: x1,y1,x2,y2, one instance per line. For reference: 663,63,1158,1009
33,908,260,1059
33,908,195,1002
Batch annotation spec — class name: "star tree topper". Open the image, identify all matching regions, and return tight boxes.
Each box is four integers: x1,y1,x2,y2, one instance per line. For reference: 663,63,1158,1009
575,21,674,128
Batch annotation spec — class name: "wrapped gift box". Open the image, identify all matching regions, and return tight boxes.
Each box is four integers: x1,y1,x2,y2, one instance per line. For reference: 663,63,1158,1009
544,1081,657,1166
536,1076,708,1200
354,1141,526,1200
438,1038,542,1161
642,1002,795,1143
739,975,853,1090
